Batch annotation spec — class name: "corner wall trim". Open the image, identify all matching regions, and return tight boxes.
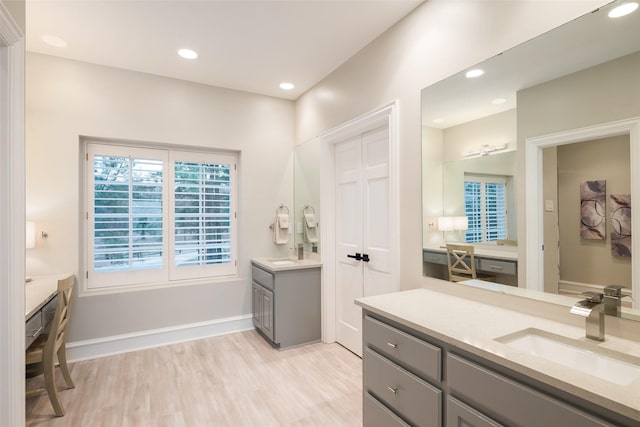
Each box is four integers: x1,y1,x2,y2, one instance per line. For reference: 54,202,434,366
66,314,254,362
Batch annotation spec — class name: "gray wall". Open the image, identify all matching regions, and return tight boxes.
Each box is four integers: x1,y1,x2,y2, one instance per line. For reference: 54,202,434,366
26,53,295,342
3,0,25,32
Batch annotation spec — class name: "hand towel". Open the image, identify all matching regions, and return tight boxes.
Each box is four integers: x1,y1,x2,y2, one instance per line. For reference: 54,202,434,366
303,212,319,243
273,212,289,245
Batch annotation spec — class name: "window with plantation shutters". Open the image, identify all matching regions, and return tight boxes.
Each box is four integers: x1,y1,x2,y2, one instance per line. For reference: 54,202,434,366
170,152,237,280
86,142,237,290
463,174,507,244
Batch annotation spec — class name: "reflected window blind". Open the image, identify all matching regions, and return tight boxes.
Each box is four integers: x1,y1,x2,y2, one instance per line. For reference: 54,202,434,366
464,181,483,243
174,161,232,267
93,156,164,272
485,182,507,241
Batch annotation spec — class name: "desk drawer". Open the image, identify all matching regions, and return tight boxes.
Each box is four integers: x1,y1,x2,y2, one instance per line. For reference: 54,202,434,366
365,316,441,383
477,258,516,276
251,265,274,290
423,250,447,265
365,348,441,427
25,312,43,349
42,295,57,329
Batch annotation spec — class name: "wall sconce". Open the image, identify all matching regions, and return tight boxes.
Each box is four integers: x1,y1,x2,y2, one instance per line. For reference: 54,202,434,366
463,143,508,158
438,216,468,242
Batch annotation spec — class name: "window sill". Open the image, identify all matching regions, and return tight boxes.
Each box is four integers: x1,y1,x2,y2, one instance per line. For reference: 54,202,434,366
79,275,244,297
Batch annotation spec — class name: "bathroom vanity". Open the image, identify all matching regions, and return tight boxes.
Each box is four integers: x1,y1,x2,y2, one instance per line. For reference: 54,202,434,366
251,257,321,349
357,288,640,426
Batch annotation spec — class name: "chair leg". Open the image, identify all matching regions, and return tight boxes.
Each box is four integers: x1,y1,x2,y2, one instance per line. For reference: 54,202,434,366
57,344,75,389
43,354,65,416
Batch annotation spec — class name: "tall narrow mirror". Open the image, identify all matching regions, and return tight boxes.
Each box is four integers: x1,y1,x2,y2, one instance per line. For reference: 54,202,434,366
294,138,321,253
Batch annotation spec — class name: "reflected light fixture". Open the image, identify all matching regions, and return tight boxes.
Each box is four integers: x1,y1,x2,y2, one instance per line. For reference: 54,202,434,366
433,118,445,124
438,216,469,242
42,35,67,48
463,143,508,157
492,98,507,105
26,221,36,249
178,48,198,59
280,82,295,90
608,2,638,18
465,69,484,78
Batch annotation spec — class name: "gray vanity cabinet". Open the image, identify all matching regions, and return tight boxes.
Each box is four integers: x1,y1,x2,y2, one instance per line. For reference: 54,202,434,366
251,263,321,349
363,311,631,427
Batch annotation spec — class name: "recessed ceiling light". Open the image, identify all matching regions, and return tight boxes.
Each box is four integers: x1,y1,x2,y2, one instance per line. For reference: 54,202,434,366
42,35,67,48
280,82,295,90
433,118,445,124
465,69,485,79
492,98,507,105
178,48,198,59
608,2,638,18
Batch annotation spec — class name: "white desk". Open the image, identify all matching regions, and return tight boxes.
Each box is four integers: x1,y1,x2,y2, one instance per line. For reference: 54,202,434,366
25,274,72,348
423,244,518,286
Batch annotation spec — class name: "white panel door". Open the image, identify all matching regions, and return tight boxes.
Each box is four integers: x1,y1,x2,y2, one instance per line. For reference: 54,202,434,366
335,136,364,356
362,126,392,297
334,124,392,357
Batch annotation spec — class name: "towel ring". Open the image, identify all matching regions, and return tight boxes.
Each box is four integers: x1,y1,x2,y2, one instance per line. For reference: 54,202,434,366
276,204,289,215
303,205,315,214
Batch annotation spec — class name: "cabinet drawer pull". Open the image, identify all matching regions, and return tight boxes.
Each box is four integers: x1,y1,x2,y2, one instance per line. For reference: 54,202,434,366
29,326,43,338
427,257,438,261
487,264,503,270
386,342,397,348
387,386,398,394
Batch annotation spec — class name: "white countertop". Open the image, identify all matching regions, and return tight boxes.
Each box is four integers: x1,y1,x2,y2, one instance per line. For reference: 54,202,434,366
25,274,73,319
251,257,322,272
356,288,640,421
423,243,518,261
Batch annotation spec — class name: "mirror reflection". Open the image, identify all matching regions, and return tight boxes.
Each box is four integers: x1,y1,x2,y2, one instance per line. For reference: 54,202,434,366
421,1,640,310
294,138,321,253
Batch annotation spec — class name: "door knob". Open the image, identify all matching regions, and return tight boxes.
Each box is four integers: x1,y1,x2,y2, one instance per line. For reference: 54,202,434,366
362,253,370,262
347,253,362,261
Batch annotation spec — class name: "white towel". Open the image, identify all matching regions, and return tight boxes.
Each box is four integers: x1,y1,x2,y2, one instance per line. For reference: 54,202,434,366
303,212,319,243
273,213,289,245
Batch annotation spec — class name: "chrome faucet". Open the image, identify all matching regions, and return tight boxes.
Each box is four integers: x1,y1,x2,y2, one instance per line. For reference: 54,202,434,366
570,292,605,341
603,285,626,317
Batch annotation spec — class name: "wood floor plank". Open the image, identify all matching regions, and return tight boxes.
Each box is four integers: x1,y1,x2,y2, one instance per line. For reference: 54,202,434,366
26,330,362,426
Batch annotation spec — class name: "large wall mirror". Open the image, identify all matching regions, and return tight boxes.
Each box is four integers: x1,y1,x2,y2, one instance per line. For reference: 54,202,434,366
421,0,640,311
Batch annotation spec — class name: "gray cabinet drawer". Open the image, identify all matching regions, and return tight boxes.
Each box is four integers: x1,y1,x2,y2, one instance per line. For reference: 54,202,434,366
251,265,274,290
25,311,43,349
447,354,612,427
477,258,516,276
365,348,441,427
365,316,441,383
447,396,502,427
423,250,447,265
364,393,410,427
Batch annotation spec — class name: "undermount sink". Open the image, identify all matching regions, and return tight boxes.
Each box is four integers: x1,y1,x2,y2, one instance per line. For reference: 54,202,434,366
267,258,298,266
496,328,640,386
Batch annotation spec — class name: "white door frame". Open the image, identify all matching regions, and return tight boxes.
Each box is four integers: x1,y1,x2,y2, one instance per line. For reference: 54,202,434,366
0,3,25,426
524,118,640,307
319,101,399,343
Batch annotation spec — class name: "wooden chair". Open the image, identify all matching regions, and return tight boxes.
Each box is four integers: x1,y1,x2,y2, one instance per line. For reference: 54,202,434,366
446,244,495,283
26,274,75,416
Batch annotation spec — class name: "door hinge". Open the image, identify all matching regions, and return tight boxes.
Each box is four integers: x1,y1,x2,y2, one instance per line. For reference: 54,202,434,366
234,211,237,219
86,271,89,279
235,259,237,266
234,163,237,171
86,212,88,220
86,153,89,161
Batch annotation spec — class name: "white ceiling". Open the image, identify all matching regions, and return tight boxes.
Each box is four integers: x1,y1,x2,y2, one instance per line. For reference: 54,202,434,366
26,0,423,100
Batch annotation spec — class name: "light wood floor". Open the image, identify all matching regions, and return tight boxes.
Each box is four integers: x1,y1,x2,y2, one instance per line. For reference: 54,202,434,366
26,330,363,426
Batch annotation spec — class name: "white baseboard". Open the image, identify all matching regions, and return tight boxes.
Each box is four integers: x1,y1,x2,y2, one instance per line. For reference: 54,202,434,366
66,314,254,362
